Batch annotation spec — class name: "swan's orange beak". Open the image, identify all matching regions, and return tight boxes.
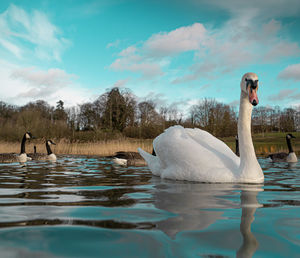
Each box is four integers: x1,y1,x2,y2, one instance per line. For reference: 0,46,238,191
248,87,258,106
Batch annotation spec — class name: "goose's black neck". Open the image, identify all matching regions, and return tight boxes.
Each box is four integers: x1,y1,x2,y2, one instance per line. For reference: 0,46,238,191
286,137,294,153
20,134,27,154
46,142,53,155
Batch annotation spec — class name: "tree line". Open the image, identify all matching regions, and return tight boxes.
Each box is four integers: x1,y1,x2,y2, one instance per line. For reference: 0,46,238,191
0,87,299,141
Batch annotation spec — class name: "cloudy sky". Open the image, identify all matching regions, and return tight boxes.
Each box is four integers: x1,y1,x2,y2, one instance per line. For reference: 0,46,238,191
1,0,300,112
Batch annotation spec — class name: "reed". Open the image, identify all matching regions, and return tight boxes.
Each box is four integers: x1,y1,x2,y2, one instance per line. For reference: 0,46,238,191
0,133,298,156
0,139,154,156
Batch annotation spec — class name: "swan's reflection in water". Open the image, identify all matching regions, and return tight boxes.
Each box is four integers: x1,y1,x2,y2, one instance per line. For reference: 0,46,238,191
237,188,261,258
151,177,262,257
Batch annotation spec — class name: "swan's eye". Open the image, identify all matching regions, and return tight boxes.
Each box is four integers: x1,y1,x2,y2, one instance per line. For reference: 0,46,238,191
246,79,258,89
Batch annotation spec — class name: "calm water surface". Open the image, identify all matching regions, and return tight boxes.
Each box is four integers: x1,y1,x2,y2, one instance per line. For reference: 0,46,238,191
0,156,299,257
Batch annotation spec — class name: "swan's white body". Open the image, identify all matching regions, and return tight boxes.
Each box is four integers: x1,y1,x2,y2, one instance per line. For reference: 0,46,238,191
138,73,264,183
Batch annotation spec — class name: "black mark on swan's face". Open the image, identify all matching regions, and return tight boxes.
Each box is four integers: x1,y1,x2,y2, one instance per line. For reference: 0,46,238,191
245,78,258,90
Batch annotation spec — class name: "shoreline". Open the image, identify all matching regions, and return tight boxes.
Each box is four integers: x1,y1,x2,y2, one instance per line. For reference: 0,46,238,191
0,132,298,156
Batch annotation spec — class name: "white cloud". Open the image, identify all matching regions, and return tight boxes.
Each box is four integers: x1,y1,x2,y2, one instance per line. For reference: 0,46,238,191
110,23,207,80
0,38,22,58
106,39,121,49
268,88,300,101
110,50,164,79
0,4,70,61
278,63,300,81
113,78,130,88
111,14,300,84
0,60,92,107
138,92,168,107
144,23,206,57
11,67,74,99
12,67,73,88
264,42,300,62
200,0,300,19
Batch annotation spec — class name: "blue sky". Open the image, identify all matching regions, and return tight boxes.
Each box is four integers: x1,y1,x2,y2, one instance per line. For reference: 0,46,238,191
1,0,300,114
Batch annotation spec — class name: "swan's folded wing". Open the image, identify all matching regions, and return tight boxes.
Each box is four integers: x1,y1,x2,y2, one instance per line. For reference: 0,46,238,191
151,126,239,179
185,127,239,166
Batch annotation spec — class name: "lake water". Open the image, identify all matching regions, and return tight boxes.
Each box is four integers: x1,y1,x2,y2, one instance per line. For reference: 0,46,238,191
0,156,299,257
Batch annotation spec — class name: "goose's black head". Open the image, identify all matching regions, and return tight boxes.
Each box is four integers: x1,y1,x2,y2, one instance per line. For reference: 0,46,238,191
46,139,56,145
25,132,34,139
286,134,296,139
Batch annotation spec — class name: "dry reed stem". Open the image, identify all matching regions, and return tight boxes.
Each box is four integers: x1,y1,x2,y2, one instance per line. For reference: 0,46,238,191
0,139,153,156
0,139,298,156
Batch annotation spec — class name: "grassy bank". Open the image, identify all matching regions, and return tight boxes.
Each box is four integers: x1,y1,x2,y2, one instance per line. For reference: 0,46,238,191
224,132,300,156
0,132,299,156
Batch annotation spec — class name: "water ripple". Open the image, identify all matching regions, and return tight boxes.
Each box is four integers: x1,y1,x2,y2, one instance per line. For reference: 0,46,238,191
0,155,299,257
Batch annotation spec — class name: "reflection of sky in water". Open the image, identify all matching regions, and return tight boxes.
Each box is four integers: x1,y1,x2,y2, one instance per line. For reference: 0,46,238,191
0,156,299,257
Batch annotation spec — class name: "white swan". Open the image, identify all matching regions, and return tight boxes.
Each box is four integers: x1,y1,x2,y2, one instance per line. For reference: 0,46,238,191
138,72,264,183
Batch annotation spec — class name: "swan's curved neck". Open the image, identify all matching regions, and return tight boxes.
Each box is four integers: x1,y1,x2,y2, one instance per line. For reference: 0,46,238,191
238,92,263,181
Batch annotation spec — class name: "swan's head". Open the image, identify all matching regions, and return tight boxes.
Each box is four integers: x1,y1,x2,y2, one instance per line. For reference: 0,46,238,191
46,140,56,145
240,73,259,106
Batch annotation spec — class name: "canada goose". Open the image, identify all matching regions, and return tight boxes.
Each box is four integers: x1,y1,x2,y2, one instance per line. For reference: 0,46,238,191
113,149,156,166
267,134,297,163
0,132,34,163
28,140,57,161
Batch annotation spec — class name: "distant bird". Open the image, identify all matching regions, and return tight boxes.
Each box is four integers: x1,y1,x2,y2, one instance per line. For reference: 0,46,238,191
28,140,57,161
112,149,156,166
267,134,297,163
0,132,34,163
